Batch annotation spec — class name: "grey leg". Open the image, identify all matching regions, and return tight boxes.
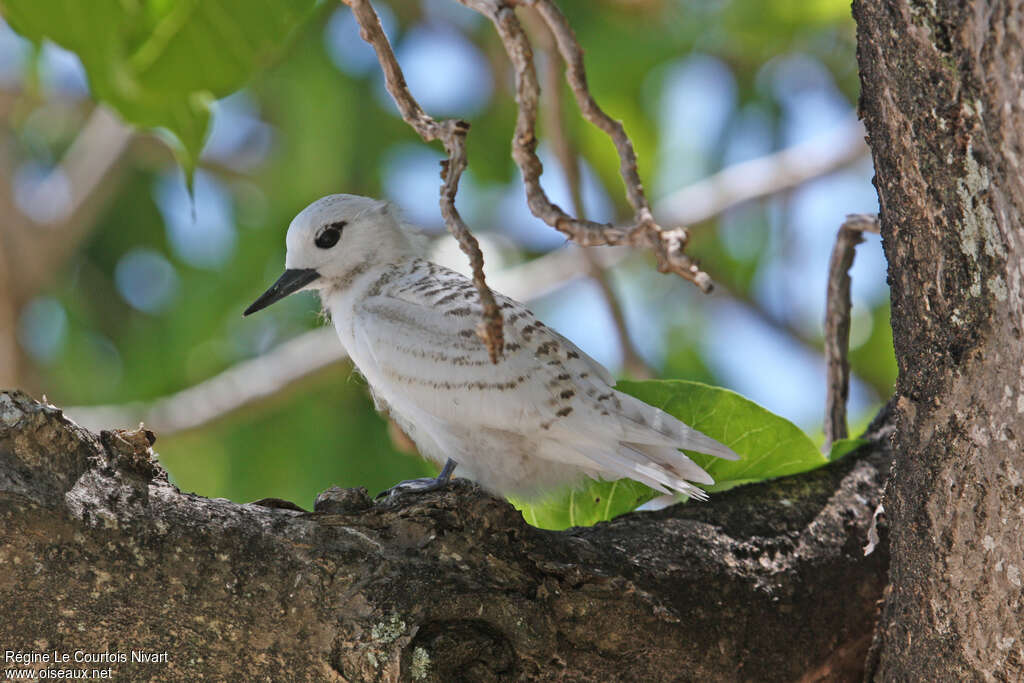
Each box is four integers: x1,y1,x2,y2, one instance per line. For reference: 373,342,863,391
377,459,457,499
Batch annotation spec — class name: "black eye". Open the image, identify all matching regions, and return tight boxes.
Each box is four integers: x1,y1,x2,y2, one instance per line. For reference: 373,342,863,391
315,221,345,249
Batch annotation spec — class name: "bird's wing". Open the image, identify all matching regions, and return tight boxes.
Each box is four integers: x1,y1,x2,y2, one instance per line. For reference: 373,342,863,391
350,261,610,433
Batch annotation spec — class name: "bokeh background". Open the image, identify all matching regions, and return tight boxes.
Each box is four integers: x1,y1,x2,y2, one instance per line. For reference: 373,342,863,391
0,0,893,507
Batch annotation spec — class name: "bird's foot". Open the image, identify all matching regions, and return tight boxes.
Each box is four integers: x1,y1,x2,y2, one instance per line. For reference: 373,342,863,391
377,477,449,498
376,459,457,500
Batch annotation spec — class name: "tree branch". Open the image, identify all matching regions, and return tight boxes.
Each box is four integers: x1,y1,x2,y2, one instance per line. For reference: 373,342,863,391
0,390,891,680
345,0,504,362
527,7,654,379
823,214,879,448
453,0,712,292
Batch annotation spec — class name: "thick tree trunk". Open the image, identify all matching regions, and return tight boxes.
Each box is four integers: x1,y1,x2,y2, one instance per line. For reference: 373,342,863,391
854,1,1024,678
0,391,890,681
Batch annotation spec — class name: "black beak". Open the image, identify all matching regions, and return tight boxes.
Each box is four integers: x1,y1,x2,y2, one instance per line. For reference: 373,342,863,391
244,268,320,316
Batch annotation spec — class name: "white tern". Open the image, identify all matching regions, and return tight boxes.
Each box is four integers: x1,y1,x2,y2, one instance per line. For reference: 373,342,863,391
245,194,738,501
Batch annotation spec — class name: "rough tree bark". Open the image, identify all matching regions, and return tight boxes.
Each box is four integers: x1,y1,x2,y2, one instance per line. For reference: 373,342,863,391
0,392,891,681
854,1,1024,678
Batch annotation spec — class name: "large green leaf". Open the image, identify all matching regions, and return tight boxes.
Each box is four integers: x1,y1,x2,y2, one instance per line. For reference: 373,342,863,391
515,379,827,530
617,379,826,491
1,0,317,178
514,479,654,531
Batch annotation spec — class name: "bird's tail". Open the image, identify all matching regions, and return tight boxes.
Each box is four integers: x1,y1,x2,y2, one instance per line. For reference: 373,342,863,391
570,441,712,501
609,390,739,460
570,389,740,499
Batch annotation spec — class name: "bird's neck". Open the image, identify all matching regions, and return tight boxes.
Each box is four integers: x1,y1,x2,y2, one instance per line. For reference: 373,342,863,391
319,260,400,315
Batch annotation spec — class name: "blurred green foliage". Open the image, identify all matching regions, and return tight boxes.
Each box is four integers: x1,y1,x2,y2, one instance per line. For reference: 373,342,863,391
0,0,317,177
1,0,895,520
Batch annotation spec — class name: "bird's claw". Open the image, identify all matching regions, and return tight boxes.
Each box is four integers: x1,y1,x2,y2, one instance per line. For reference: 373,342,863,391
376,458,457,501
376,477,449,499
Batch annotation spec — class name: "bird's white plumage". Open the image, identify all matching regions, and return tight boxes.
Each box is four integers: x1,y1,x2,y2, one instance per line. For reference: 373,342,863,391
276,194,738,501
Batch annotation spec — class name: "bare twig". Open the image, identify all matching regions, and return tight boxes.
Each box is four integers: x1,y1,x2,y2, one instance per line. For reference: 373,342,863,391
824,213,880,448
345,0,503,362
454,0,712,292
654,115,868,227
528,8,653,378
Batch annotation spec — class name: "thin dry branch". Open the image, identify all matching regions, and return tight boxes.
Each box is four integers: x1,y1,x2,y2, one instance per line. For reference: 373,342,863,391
824,213,880,448
528,8,654,378
531,0,648,214
455,0,712,292
345,0,504,362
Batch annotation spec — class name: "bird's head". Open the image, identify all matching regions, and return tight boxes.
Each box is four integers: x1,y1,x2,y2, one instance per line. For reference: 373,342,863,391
244,194,415,316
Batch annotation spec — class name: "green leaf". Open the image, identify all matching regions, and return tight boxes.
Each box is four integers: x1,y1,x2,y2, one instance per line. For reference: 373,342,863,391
617,380,826,492
827,438,868,462
515,379,827,529
1,0,317,181
511,479,657,531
